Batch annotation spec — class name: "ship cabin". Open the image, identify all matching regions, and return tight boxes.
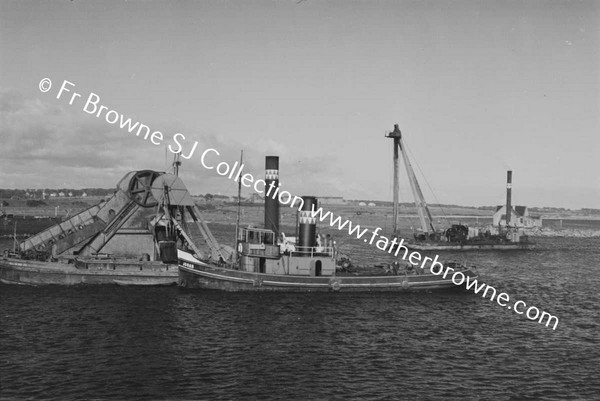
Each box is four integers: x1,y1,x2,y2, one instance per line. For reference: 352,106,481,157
237,226,336,277
238,227,280,260
235,156,337,277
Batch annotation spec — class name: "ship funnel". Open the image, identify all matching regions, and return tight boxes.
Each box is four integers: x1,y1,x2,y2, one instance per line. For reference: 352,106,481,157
264,156,280,235
298,196,317,252
506,170,512,226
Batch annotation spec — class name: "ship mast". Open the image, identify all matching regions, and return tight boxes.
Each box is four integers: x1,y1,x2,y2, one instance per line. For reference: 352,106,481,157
233,150,243,264
173,152,181,177
13,220,18,252
386,124,436,235
386,125,402,234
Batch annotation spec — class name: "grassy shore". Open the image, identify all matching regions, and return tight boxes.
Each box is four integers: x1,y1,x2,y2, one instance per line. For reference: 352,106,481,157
3,198,599,239
3,197,600,221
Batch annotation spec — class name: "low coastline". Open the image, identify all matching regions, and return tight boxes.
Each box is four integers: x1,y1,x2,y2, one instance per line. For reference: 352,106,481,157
523,227,600,238
3,199,599,240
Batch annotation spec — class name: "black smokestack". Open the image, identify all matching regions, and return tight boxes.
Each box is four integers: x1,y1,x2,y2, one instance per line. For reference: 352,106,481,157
506,170,512,226
298,196,317,252
264,156,280,235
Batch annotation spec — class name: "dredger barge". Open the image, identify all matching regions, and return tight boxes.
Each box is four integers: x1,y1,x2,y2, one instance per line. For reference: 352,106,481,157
0,169,232,286
385,124,533,251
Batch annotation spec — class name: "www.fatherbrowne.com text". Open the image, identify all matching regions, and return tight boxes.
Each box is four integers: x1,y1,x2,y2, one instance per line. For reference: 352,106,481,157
308,206,559,330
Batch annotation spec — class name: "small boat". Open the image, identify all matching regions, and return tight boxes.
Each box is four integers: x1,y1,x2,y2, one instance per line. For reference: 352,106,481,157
178,156,478,292
1,157,232,286
385,124,533,251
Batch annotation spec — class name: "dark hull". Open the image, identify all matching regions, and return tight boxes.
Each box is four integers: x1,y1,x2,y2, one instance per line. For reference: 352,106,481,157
178,261,477,292
0,257,178,286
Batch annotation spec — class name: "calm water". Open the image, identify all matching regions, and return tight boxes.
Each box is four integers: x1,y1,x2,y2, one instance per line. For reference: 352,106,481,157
1,236,599,400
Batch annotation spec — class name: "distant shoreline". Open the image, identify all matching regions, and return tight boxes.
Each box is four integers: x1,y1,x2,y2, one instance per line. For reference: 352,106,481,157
2,199,599,221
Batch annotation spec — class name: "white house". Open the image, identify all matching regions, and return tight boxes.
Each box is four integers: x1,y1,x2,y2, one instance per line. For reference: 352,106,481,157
493,205,542,228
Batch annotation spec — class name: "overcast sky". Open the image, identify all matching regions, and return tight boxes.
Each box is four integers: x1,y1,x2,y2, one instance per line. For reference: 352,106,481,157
1,1,598,209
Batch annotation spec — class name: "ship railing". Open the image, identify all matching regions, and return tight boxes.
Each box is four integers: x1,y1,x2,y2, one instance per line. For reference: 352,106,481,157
291,246,335,258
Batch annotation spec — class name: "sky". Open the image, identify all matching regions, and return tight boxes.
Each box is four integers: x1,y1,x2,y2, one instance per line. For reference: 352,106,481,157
1,0,598,209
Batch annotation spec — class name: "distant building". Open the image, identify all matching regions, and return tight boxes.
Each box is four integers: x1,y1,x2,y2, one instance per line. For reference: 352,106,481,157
493,205,542,228
319,196,346,205
358,202,367,207
58,192,65,197
368,202,376,207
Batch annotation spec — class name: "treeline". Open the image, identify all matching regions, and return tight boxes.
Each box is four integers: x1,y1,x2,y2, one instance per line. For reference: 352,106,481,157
1,189,234,200
356,201,498,210
0,188,115,199
577,208,600,215
201,194,232,201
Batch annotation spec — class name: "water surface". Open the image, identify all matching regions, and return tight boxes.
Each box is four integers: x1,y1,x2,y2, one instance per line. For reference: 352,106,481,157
1,237,599,400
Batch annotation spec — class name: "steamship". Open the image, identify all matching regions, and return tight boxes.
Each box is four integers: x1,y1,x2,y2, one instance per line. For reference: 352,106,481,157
178,156,478,292
0,166,233,286
385,124,533,251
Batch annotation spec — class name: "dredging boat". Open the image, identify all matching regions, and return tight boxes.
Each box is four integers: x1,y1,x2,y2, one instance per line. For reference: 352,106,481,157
178,156,478,292
386,124,533,251
0,167,232,286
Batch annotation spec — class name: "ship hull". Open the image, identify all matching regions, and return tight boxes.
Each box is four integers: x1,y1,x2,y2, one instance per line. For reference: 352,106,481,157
178,260,477,292
0,257,178,286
